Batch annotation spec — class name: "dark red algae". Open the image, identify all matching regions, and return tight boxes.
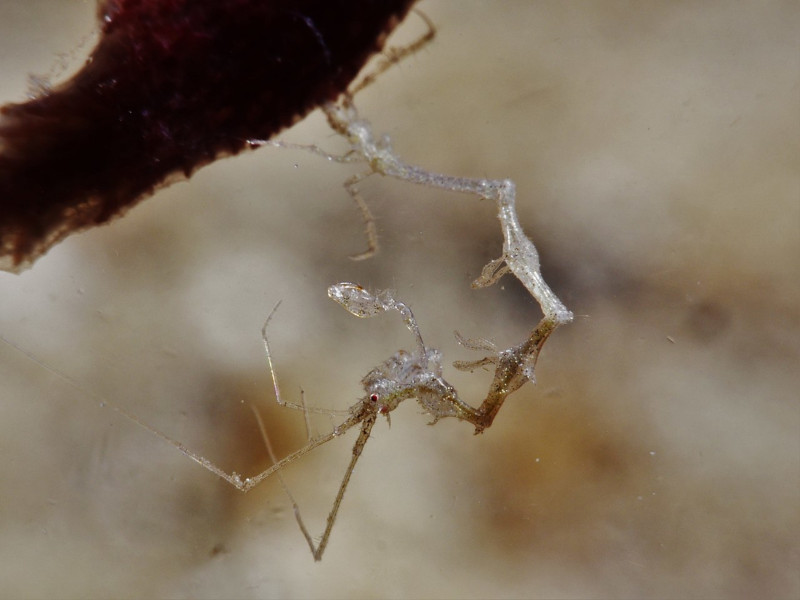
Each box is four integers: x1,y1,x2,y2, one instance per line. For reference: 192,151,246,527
0,0,415,272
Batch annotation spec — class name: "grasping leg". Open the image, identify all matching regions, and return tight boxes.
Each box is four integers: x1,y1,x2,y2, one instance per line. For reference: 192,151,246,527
344,172,380,261
451,331,499,372
349,10,437,96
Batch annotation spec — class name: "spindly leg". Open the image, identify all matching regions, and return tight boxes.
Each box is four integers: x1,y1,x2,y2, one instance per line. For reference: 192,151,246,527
452,355,497,372
247,138,361,164
344,172,380,261
261,304,349,420
252,403,378,562
303,416,377,561
244,139,380,261
349,10,437,96
0,325,356,493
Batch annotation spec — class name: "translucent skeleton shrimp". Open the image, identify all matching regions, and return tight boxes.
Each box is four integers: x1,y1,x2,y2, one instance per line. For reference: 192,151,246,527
2,8,574,563
181,98,573,559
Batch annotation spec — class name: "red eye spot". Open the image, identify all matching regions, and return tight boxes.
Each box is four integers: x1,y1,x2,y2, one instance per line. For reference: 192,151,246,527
370,394,379,403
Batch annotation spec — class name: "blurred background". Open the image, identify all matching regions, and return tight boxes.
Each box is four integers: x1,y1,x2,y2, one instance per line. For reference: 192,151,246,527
1,1,797,597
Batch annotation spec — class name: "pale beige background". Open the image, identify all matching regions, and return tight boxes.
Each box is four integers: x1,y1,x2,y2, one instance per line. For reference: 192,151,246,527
0,1,797,598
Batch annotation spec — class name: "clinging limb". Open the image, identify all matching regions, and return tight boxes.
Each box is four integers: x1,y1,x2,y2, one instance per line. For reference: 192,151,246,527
348,10,437,97
251,399,378,562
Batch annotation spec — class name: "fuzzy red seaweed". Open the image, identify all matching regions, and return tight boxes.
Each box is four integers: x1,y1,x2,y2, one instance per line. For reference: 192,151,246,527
0,0,414,272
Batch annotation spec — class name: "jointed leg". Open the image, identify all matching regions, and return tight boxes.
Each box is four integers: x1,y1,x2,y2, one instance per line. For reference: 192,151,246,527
247,138,362,164
255,403,377,562
261,305,349,419
247,139,380,262
451,331,499,372
306,416,377,561
349,10,436,96
344,172,380,261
